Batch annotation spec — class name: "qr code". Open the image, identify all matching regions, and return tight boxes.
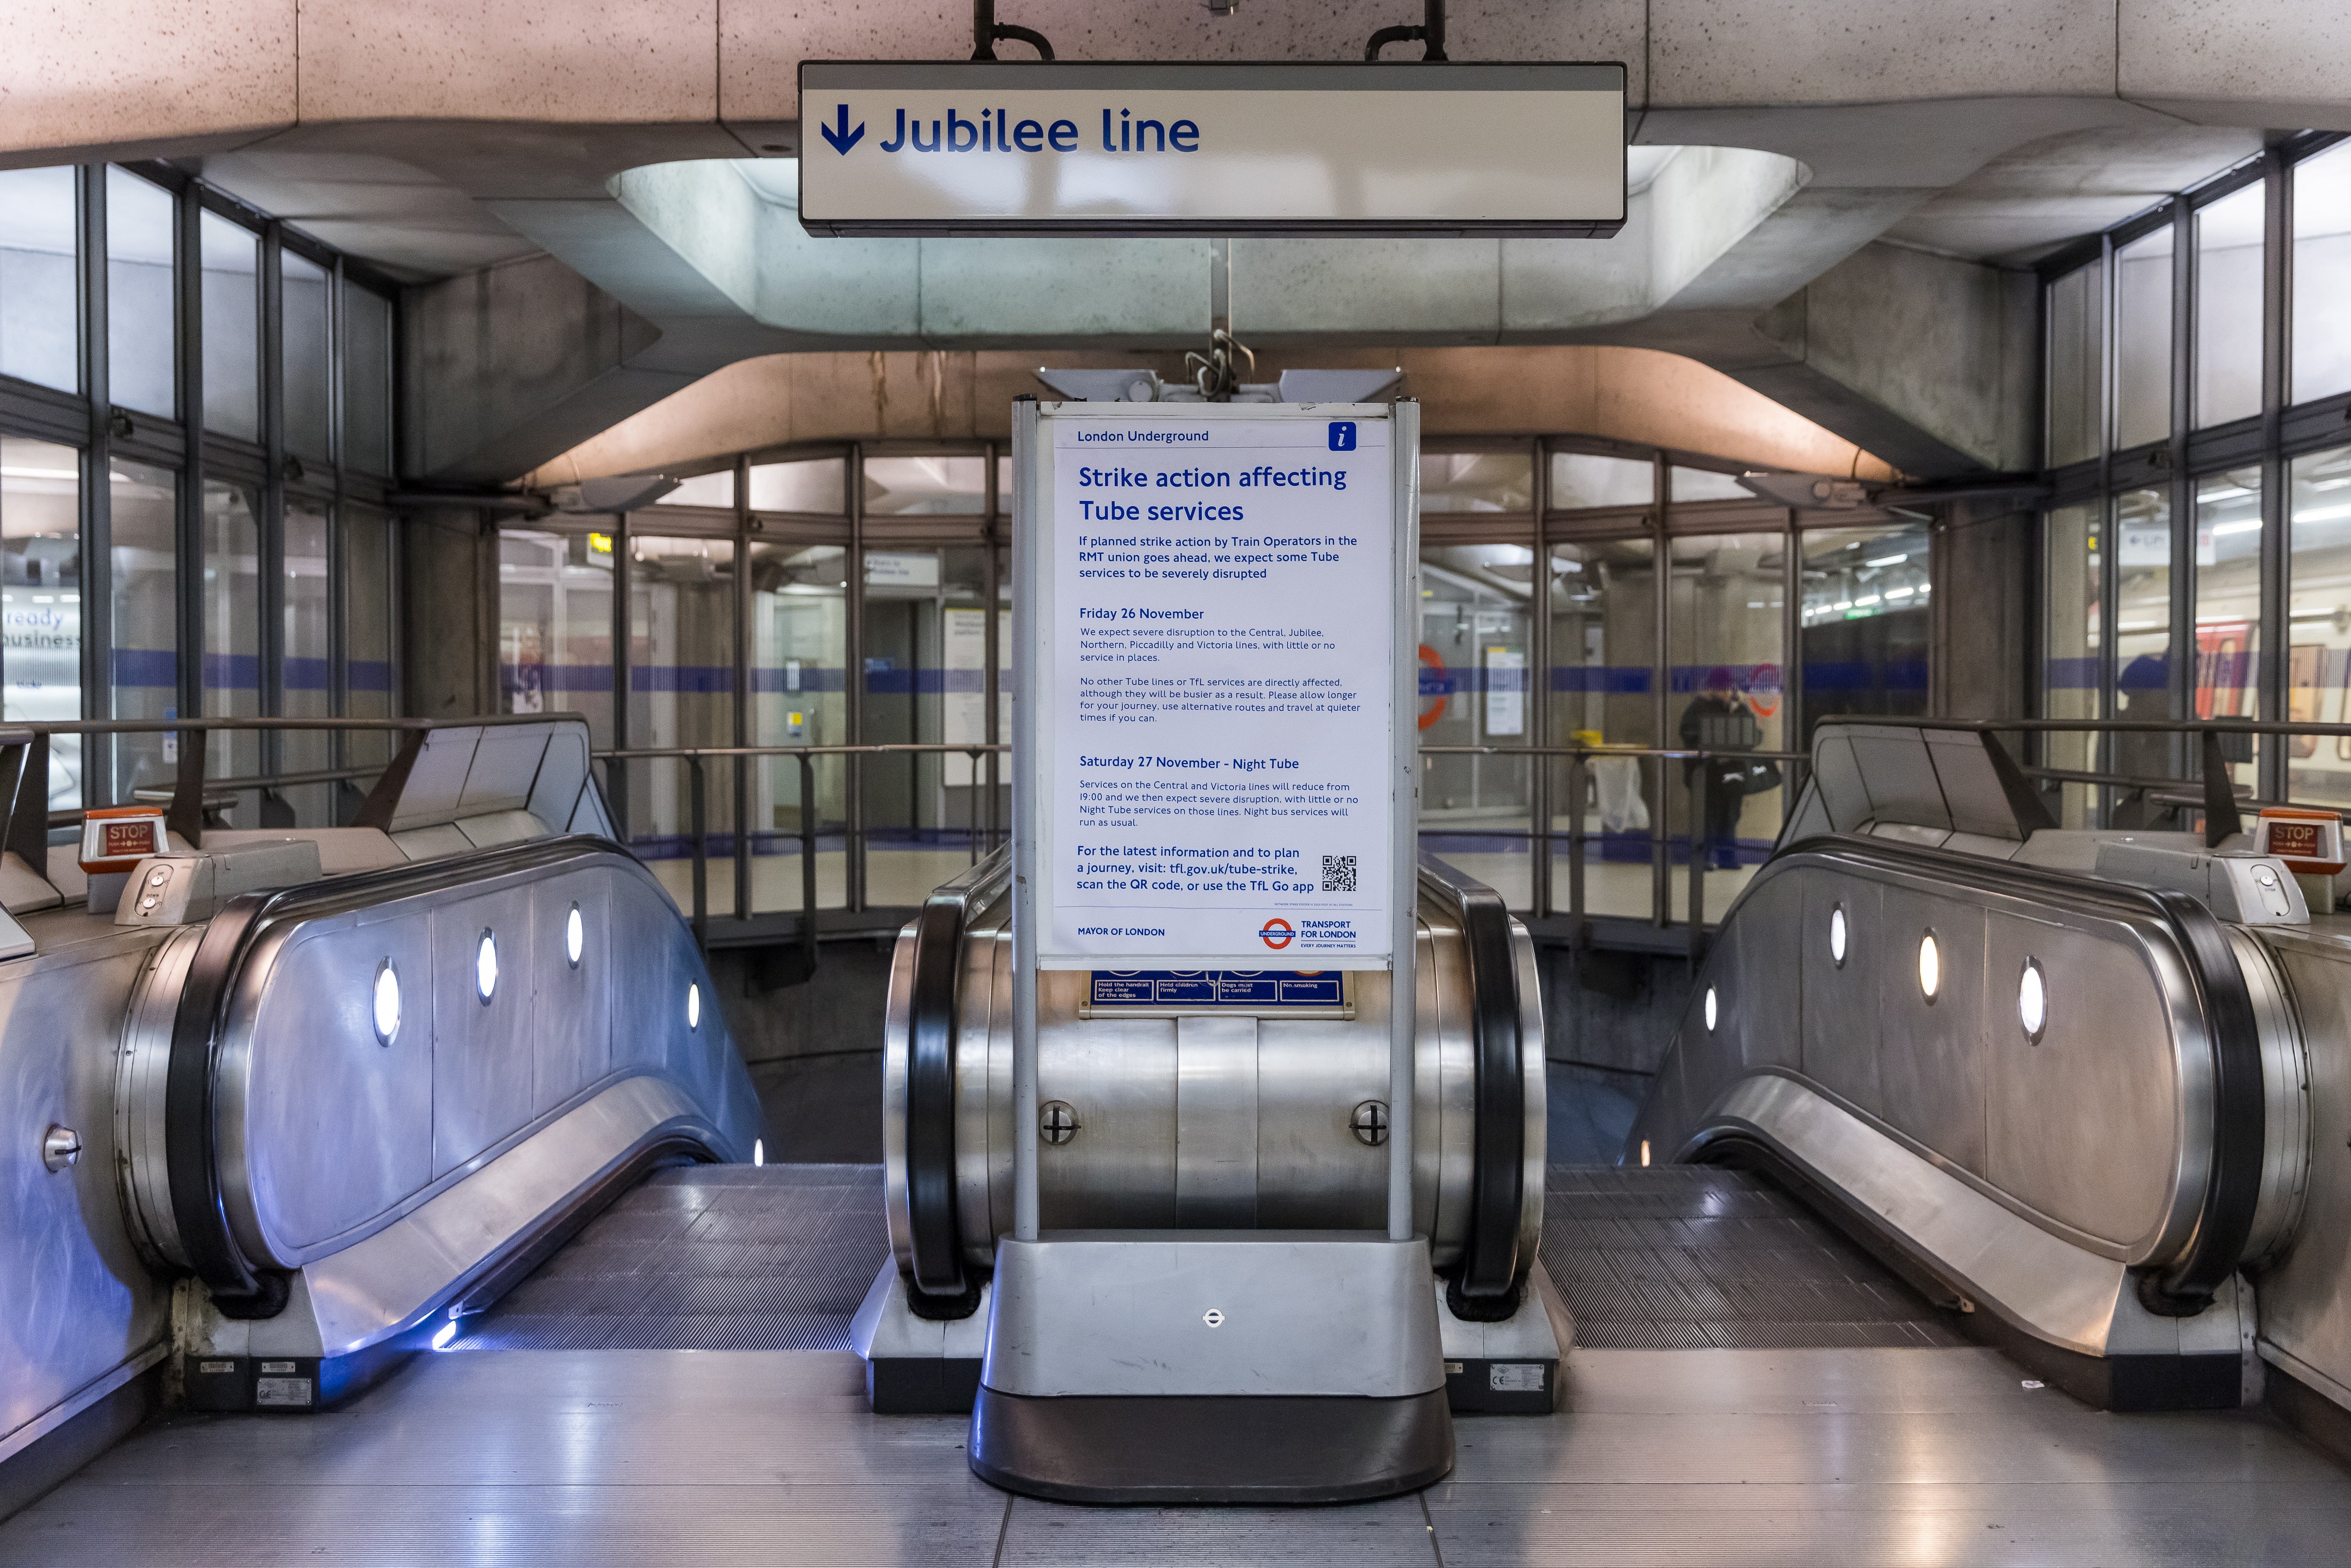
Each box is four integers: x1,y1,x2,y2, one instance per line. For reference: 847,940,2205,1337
1321,854,1357,892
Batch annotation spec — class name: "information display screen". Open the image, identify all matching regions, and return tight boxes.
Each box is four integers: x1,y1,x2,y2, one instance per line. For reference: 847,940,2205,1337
1031,406,1400,968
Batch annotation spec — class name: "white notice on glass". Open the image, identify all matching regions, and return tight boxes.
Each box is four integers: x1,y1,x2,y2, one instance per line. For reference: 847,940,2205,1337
1045,412,1393,966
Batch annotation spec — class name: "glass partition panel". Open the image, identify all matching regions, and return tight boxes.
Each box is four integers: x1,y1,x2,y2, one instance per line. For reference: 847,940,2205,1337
2195,183,2264,428
860,544,993,905
1420,542,1536,906
1549,452,1652,512
2042,503,2101,825
1421,452,1532,514
1799,521,1930,737
628,534,738,907
750,541,848,913
2294,142,2351,406
2047,260,2105,466
280,503,331,821
748,457,846,513
199,212,259,441
107,168,175,418
282,252,331,460
2288,444,2351,806
0,166,80,395
109,457,176,804
1667,466,1751,503
497,528,613,740
2114,227,2173,451
343,505,395,785
658,471,734,509
2193,468,2263,797
865,455,986,515
201,479,260,811
343,284,392,474
0,438,84,808
2113,486,2177,793
1548,537,1656,919
1666,532,1786,919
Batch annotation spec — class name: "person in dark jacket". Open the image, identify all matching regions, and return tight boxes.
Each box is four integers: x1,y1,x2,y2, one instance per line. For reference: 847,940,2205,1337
1680,671,1765,870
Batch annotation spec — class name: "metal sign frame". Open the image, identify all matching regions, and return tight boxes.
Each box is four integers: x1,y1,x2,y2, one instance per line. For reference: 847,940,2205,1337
797,61,1627,237
1010,397,1422,1242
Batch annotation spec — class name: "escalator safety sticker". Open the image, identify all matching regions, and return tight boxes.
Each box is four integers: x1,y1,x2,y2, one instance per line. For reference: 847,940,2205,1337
1490,1363,1546,1393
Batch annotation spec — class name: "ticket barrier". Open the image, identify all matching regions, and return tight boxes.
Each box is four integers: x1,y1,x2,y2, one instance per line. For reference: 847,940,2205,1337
855,847,1563,1502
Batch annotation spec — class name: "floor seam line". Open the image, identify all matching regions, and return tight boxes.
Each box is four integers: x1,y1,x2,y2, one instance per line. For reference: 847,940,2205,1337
990,1487,1014,1567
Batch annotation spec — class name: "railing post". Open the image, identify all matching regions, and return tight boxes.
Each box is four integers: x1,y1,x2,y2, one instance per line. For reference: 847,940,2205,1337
799,750,819,980
1687,756,1707,965
688,755,708,951
1566,749,1587,937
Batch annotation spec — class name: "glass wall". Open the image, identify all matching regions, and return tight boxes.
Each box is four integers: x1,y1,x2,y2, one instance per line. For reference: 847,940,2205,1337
2038,134,2351,821
0,163,403,821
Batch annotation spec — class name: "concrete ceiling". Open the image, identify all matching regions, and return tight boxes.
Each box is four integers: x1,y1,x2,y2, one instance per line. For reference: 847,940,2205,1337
1879,124,2267,267
178,150,541,284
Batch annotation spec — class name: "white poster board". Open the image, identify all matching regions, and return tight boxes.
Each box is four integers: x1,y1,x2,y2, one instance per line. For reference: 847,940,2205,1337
1018,402,1412,970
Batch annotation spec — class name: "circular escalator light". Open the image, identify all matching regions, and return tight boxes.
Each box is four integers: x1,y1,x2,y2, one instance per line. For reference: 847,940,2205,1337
1829,904,1847,966
1917,930,1941,1002
1704,986,1718,1032
565,904,584,967
2019,959,2047,1042
753,1139,765,1167
687,982,702,1031
476,930,498,1003
373,961,401,1044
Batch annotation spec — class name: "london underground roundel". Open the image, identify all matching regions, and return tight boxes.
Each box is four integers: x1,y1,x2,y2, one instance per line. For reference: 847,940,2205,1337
1260,919,1295,950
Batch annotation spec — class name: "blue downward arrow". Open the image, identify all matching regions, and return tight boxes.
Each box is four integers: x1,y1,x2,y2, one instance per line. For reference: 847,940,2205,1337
819,104,864,155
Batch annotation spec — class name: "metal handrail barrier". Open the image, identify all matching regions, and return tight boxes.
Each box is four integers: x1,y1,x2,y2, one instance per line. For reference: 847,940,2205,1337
596,743,1009,955
1422,743,1812,961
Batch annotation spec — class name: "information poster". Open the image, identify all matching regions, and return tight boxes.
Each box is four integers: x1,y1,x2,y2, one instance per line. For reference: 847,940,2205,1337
1040,410,1395,966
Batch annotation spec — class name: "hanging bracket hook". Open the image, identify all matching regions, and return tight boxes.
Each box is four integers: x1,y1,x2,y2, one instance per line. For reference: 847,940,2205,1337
973,0,1054,61
1366,0,1447,60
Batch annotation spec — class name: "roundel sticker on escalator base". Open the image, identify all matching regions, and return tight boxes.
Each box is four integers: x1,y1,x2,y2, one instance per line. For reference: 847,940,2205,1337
1260,919,1295,950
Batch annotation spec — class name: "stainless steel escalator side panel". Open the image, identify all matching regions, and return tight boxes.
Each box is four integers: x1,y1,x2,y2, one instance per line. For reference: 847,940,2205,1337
0,918,180,1467
1682,1073,2241,1363
189,839,758,1276
1510,914,1548,1270
1634,842,2239,1273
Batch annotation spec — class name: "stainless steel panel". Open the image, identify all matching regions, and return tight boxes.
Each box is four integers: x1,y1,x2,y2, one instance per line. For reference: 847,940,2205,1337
1255,1016,1388,1232
227,908,438,1262
1035,979,1177,1231
1175,1015,1258,1226
982,1233,1444,1398
429,885,540,1177
1799,874,1882,1113
0,921,176,1460
1981,911,2181,1252
1722,873,1801,1074
385,726,479,831
2244,930,2351,1404
1925,728,2026,840
457,725,547,818
1844,729,1949,831
531,870,614,1106
1872,886,1987,1176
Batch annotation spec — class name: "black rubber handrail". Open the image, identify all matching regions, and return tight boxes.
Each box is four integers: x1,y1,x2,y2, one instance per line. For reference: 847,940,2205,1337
1759,835,2266,1315
902,845,1010,1318
162,835,691,1316
1417,853,1526,1317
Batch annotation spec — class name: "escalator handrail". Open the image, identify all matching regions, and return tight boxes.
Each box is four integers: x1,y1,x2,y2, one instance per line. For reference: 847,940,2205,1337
162,834,686,1315
1760,834,2265,1315
903,844,1010,1310
1417,852,1525,1302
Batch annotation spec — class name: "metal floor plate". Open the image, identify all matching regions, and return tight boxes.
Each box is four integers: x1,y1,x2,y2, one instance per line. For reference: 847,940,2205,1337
449,1163,886,1352
7,1347,2348,1566
1542,1164,1965,1349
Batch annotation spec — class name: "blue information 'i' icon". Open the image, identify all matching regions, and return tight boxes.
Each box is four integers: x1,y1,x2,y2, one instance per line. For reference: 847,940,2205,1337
1327,421,1357,451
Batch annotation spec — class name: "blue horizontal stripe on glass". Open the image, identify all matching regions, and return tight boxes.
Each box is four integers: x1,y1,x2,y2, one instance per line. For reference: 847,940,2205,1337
200,653,261,690
2043,656,2099,690
502,662,617,694
350,660,393,693
1550,665,1652,694
112,648,176,687
284,656,331,692
750,666,849,693
631,664,734,694
1803,659,1930,693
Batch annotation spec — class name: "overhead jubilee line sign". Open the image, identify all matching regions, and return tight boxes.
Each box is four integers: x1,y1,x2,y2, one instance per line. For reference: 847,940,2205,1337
796,62,1626,237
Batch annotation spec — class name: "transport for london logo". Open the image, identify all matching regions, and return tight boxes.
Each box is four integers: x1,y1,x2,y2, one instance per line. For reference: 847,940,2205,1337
1259,918,1295,950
